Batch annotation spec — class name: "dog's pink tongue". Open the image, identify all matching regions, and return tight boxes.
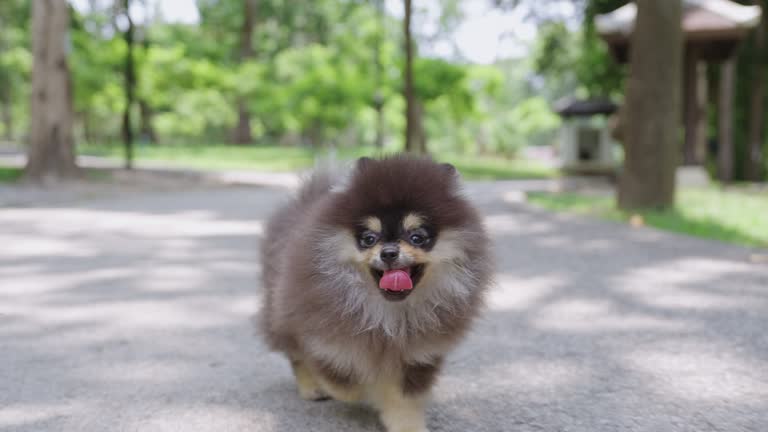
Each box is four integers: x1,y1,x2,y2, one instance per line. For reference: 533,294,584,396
379,269,413,292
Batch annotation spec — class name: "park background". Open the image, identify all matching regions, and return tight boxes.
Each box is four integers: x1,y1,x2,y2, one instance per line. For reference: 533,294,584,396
0,0,767,246
3,2,768,431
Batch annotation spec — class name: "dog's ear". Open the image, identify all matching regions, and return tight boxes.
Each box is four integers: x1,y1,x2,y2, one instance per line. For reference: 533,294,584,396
441,163,458,177
356,157,374,170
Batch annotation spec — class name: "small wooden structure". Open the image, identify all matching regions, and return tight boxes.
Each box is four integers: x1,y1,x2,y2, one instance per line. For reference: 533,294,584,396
554,98,619,174
596,0,762,166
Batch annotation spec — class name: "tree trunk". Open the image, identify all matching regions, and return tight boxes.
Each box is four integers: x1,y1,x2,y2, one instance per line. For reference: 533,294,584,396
138,29,157,144
718,59,736,183
746,0,766,181
617,0,683,210
373,0,385,149
374,96,385,149
139,100,157,143
231,0,257,145
403,0,422,153
1,86,12,141
25,0,78,181
82,110,93,144
414,98,427,153
682,46,708,165
122,0,135,170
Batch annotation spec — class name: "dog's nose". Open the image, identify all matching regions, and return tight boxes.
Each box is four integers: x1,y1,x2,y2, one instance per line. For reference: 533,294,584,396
380,245,399,263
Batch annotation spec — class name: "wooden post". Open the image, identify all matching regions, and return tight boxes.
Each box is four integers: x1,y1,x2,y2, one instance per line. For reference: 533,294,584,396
122,0,135,170
695,61,708,163
718,59,735,182
746,0,766,180
683,46,708,165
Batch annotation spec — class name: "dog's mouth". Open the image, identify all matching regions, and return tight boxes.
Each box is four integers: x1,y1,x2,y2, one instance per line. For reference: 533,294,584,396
370,264,426,302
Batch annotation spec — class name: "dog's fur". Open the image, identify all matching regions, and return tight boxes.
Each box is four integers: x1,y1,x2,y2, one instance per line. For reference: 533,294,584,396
260,155,491,432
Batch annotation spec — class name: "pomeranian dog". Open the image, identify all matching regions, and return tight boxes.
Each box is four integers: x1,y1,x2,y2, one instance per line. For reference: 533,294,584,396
260,155,491,432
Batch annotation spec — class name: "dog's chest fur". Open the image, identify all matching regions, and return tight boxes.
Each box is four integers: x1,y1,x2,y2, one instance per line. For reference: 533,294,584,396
304,326,453,382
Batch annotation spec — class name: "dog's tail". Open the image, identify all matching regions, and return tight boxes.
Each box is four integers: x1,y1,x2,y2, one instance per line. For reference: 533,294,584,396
296,152,352,204
296,170,336,205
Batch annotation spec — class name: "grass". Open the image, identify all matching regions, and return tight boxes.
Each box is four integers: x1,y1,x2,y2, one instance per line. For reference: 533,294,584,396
0,165,115,184
527,187,768,248
78,143,558,180
0,166,23,183
442,154,557,180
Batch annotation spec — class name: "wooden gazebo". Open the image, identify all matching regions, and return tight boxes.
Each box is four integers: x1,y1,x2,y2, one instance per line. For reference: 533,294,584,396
596,0,762,166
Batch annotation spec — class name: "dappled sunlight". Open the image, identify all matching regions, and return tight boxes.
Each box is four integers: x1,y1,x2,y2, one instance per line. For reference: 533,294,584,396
123,405,279,431
0,267,134,295
0,402,88,429
440,359,590,396
621,257,763,285
484,213,556,235
0,234,99,259
3,184,767,431
0,187,303,430
80,361,198,384
0,207,264,239
623,347,768,403
617,257,768,310
533,299,696,333
487,273,562,311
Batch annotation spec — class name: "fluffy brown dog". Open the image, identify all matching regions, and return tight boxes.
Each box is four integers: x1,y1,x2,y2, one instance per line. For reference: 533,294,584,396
260,155,491,432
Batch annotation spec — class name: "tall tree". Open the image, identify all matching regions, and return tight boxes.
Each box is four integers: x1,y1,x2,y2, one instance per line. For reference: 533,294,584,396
617,0,683,210
121,0,135,169
26,0,77,180
373,0,385,149
231,0,257,145
138,34,157,144
403,0,423,153
745,0,766,181
718,59,736,182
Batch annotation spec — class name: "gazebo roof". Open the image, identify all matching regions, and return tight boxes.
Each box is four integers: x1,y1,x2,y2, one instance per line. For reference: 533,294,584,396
597,0,761,39
595,0,761,36
596,0,762,62
554,98,618,118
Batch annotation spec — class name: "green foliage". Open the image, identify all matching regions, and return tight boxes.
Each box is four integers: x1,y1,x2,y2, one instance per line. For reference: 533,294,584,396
272,43,373,143
504,97,561,145
0,166,23,182
414,57,473,119
0,0,31,139
77,143,558,179
579,0,627,97
2,0,574,158
70,29,126,140
532,22,579,100
532,0,626,99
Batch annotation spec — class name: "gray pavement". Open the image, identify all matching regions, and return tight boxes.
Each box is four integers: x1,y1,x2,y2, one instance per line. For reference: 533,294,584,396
1,182,767,432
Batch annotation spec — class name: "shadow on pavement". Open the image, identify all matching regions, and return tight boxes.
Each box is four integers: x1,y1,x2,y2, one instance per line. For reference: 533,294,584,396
1,185,766,431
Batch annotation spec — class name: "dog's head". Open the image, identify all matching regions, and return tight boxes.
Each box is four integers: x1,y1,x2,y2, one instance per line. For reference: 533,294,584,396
317,155,487,303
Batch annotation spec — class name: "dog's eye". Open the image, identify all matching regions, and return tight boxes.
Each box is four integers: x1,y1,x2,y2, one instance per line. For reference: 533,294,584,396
409,233,427,246
360,232,379,248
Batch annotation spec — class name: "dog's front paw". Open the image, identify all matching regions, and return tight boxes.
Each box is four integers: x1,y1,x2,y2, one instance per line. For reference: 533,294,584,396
298,385,331,401
382,416,428,432
388,427,429,432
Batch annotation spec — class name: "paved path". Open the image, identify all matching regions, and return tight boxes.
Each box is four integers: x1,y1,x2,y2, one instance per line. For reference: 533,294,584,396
1,183,767,432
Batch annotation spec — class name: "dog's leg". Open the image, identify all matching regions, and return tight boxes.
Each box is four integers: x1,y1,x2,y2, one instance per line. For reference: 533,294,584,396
372,360,442,432
315,376,364,403
311,359,364,403
372,380,429,432
290,359,330,401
